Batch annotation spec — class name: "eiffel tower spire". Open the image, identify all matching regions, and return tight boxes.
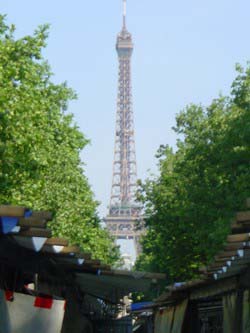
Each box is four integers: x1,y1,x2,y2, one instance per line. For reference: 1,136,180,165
123,0,127,29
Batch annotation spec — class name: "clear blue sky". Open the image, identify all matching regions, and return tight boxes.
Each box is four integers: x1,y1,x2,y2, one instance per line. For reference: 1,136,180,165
2,0,250,217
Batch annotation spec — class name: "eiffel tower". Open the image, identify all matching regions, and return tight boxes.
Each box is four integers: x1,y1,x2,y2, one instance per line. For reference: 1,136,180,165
105,0,143,258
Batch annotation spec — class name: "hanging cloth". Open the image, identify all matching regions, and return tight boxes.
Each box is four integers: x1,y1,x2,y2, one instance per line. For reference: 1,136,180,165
154,307,175,333
154,299,188,333
171,299,188,333
242,290,250,333
223,291,243,333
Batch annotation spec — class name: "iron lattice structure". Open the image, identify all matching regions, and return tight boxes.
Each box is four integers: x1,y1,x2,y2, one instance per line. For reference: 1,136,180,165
105,0,143,256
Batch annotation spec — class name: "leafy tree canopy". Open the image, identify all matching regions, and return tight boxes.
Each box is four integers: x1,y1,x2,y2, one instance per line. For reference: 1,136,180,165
136,63,250,281
0,15,120,265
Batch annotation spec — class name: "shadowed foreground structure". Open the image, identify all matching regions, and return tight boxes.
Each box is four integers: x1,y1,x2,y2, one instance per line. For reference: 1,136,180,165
133,199,250,333
0,204,165,332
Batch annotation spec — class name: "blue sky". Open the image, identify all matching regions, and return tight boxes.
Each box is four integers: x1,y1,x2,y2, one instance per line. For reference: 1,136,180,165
2,0,250,219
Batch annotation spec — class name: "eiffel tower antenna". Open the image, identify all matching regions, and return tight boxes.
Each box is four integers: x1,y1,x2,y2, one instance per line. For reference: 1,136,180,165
123,0,127,29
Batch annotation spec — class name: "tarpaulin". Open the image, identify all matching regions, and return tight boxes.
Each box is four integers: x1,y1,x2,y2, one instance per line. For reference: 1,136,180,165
0,216,18,234
154,299,188,333
242,290,250,333
154,307,174,333
131,301,153,311
171,299,188,333
0,290,65,333
223,292,237,333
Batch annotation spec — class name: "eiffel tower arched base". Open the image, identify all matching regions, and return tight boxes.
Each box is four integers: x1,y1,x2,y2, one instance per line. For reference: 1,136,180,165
104,215,144,259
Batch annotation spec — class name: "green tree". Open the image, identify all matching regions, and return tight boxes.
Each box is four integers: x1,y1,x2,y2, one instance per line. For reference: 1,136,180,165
0,15,119,265
136,64,250,281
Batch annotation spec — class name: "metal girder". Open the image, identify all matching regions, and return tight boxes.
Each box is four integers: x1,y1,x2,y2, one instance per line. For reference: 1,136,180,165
105,6,144,257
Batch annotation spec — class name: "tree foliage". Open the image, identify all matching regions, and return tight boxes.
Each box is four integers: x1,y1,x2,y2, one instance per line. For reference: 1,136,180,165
136,64,250,281
0,15,120,265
